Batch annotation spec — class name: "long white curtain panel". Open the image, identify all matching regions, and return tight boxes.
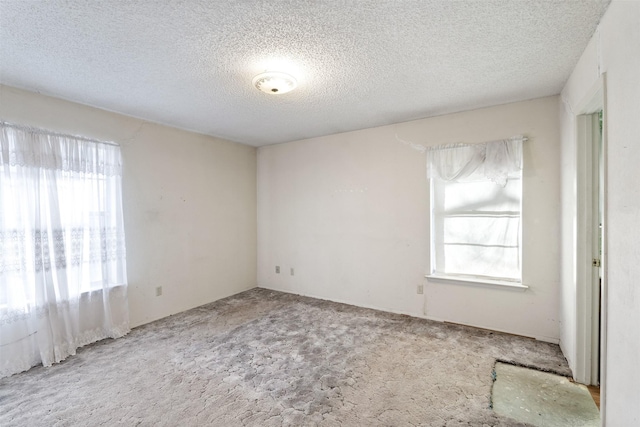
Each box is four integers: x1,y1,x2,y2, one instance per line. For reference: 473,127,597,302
0,123,129,378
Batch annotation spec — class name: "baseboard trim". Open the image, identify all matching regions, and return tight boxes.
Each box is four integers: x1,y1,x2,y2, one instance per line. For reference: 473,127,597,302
130,285,257,329
258,284,432,320
257,285,560,344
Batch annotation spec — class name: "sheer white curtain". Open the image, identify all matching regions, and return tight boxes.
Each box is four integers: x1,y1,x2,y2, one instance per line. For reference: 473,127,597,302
427,137,523,186
0,123,129,378
428,137,524,281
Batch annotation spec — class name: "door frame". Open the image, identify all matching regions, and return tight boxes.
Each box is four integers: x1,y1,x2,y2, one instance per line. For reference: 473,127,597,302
574,73,607,410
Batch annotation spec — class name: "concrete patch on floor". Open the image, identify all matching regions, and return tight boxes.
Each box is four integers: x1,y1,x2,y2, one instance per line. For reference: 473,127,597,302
492,362,600,427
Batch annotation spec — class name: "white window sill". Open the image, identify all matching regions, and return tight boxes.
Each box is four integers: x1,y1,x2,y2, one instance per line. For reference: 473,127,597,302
425,274,528,291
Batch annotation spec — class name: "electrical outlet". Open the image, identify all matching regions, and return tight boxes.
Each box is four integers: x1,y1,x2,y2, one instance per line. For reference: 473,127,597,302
275,266,280,274
417,284,424,294
290,268,294,276
156,286,163,296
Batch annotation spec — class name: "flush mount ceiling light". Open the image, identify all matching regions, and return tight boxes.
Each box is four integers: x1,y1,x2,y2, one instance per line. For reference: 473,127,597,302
252,72,297,95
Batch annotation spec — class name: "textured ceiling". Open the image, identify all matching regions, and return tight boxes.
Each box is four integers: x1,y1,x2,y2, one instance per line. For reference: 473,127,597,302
0,1,610,146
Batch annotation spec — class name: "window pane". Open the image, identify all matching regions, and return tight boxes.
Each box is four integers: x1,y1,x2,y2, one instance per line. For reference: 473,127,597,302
443,245,520,280
443,216,520,247
440,178,520,213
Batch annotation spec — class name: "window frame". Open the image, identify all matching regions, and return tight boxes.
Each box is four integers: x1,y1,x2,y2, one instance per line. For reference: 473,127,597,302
426,170,527,290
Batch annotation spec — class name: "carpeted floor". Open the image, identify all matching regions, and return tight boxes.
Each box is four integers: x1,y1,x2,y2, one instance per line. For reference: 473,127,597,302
0,288,570,426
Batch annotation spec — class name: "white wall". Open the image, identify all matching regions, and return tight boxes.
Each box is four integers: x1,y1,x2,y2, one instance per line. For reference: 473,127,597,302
258,96,562,342
560,1,640,424
0,85,257,328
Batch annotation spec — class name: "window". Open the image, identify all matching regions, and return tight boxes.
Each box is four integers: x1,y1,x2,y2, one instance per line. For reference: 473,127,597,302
0,145,126,309
427,137,524,284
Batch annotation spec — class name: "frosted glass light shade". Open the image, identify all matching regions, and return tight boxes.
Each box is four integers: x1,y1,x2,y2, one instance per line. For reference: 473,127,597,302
252,72,297,94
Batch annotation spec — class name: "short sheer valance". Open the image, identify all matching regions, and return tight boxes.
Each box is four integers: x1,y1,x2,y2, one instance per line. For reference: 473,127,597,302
426,136,525,186
0,123,122,176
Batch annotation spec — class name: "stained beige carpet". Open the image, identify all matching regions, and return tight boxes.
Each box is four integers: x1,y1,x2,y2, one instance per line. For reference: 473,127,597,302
0,288,570,426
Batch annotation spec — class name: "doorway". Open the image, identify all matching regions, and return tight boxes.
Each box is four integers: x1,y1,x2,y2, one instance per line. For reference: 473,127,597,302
588,110,603,387
574,75,607,418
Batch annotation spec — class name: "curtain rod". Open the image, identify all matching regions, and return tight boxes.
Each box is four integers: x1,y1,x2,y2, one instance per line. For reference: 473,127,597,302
424,135,528,151
0,121,120,147
396,132,528,154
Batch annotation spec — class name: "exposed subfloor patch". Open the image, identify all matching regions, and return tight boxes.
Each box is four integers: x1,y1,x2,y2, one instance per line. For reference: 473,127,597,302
492,362,600,427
